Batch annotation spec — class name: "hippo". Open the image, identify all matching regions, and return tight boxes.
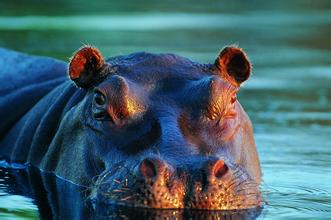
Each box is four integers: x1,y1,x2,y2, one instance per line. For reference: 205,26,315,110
0,45,262,210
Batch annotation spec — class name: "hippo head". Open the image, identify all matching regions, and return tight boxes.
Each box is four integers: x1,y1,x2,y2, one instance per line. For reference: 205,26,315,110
65,46,262,210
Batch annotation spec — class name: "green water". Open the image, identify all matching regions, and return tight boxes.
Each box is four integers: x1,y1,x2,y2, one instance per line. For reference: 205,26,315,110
0,0,331,219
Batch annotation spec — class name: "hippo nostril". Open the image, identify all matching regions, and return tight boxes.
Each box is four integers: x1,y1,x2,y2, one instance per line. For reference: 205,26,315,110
213,160,229,179
139,158,160,179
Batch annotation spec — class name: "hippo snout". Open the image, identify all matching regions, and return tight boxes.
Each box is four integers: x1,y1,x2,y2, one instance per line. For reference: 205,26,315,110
137,157,230,190
93,157,262,210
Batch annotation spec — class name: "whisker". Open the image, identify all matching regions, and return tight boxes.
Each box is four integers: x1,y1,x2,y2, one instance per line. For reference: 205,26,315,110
235,187,259,194
230,169,242,178
113,179,122,184
120,196,133,201
226,178,242,189
227,179,255,191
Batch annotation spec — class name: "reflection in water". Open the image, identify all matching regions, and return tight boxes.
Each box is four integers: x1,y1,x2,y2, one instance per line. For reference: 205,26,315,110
0,167,262,219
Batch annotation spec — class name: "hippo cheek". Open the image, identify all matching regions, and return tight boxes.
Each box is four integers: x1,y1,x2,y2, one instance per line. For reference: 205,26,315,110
206,117,241,143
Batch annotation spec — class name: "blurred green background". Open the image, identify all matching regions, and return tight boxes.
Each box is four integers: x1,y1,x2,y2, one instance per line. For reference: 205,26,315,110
1,0,331,66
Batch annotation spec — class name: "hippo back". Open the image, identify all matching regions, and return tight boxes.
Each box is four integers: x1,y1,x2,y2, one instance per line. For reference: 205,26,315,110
0,49,68,135
0,49,81,163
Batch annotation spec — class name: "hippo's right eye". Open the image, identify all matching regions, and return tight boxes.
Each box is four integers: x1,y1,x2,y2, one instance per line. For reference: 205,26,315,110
94,91,106,106
92,90,108,121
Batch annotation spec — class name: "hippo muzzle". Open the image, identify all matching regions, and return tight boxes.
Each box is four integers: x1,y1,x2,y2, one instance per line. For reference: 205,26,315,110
92,156,261,210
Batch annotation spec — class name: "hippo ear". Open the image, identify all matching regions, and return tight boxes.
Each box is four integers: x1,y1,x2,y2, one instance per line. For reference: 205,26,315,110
214,46,251,86
69,46,106,89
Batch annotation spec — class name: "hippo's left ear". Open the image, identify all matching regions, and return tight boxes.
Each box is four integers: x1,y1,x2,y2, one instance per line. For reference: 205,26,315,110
69,46,108,89
214,46,251,86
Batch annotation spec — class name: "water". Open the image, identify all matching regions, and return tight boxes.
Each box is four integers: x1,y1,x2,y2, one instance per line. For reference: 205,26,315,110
0,0,330,219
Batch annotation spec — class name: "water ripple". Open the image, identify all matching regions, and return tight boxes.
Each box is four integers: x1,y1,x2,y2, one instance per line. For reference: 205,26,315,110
261,183,331,216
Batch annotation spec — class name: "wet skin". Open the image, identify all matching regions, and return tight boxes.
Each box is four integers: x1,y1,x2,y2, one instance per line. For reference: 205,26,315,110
0,46,262,210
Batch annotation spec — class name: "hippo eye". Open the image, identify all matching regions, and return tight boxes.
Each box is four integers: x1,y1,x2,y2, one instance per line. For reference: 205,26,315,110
223,95,237,119
94,91,106,106
205,94,237,121
92,90,108,120
230,94,237,104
